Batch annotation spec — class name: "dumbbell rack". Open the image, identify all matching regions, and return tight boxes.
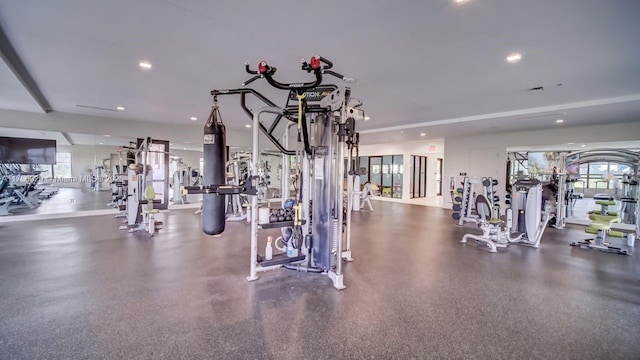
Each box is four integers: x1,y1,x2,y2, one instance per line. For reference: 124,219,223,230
452,177,501,225
256,207,307,267
452,177,480,225
482,177,500,217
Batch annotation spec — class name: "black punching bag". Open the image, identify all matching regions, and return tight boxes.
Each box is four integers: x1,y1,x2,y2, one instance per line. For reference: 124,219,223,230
202,110,226,235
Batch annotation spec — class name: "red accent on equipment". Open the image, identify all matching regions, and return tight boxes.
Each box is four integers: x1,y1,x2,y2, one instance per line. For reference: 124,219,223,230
258,61,268,74
310,56,321,69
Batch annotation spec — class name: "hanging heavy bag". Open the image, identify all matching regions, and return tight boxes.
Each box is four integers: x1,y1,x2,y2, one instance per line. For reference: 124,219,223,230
202,104,227,235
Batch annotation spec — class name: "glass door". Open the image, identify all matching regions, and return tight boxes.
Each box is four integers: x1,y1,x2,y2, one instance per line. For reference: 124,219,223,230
436,158,443,196
419,156,427,197
410,155,428,199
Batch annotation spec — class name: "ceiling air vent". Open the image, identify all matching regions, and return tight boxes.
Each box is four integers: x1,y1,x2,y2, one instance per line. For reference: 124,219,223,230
76,104,117,111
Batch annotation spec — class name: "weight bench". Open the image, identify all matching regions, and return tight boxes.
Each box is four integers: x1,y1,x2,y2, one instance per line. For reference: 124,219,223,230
460,194,515,253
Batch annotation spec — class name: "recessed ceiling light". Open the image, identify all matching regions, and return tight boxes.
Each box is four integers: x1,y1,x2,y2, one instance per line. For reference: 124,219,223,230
455,0,469,3
364,116,370,121
184,141,192,144
190,117,197,121
556,119,564,123
183,147,187,150
506,53,522,63
400,131,404,133
104,134,112,137
567,142,575,145
169,142,173,146
581,144,586,148
245,124,252,128
139,61,152,69
420,133,426,137
99,142,103,145
116,106,125,111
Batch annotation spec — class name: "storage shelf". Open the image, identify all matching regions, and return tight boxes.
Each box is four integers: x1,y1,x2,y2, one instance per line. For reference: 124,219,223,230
258,253,306,267
260,220,305,229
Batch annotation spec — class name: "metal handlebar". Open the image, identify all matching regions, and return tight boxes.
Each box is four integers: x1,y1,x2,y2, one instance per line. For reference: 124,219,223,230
242,55,350,91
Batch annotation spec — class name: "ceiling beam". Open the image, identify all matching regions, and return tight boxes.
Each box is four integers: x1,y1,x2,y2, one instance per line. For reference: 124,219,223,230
0,22,53,113
61,132,74,145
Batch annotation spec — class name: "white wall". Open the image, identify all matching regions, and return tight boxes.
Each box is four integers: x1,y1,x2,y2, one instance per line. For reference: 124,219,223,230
443,121,640,209
358,139,445,201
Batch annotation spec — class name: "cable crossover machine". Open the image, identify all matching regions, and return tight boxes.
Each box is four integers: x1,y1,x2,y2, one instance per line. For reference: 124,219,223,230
184,55,364,289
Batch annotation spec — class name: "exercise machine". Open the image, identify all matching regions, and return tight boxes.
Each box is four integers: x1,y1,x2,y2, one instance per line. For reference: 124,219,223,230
186,55,360,289
452,177,499,225
225,155,250,221
461,177,549,252
461,194,522,253
118,138,163,235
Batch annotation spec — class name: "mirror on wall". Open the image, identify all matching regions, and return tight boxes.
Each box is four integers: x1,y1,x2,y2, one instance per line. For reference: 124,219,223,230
506,141,640,226
0,129,206,219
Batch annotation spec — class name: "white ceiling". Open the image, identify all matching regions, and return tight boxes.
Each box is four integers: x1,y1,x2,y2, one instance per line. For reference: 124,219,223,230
1,0,639,142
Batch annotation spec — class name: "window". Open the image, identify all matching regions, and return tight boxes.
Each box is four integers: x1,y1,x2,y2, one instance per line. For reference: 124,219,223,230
392,155,403,198
359,156,369,185
570,161,635,190
357,155,403,198
37,164,53,180
53,152,72,179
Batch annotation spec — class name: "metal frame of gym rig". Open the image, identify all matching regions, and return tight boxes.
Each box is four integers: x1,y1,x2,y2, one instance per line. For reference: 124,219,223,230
186,55,362,289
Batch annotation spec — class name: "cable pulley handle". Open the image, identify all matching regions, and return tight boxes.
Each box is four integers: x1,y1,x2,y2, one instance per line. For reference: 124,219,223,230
245,62,259,75
242,75,262,86
323,69,351,82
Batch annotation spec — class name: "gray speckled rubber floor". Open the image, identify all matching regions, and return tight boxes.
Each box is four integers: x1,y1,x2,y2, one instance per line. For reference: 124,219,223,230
0,201,638,359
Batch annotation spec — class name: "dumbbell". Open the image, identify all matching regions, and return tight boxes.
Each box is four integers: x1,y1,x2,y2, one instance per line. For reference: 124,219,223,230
452,212,461,220
453,204,462,211
505,199,511,205
493,196,500,203
455,196,462,202
482,178,499,187
456,188,463,193
269,209,278,223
